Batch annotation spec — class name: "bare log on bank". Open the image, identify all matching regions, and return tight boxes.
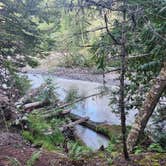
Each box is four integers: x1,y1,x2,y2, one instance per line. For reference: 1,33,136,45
42,110,109,137
23,100,50,111
60,117,89,131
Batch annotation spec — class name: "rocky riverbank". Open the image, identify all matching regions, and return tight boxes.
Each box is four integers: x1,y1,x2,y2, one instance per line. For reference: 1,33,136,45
22,66,120,85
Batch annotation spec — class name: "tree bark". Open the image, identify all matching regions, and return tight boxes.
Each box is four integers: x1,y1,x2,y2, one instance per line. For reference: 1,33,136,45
119,0,129,160
127,62,166,152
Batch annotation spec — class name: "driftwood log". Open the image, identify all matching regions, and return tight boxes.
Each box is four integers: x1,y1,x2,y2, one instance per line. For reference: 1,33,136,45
60,117,89,131
23,100,50,111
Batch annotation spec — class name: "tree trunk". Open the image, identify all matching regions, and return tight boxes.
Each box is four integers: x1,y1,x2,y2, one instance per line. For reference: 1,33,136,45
127,62,166,152
119,0,129,160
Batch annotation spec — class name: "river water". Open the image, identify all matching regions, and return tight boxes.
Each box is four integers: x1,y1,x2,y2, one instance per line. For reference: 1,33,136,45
26,73,137,150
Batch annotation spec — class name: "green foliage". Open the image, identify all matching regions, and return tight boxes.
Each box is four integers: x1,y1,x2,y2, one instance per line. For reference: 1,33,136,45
148,143,164,153
150,106,166,150
59,53,94,68
68,142,91,159
156,133,166,150
90,32,119,70
134,146,144,154
105,136,119,154
23,114,65,151
22,112,93,157
64,87,79,103
26,151,41,166
22,131,34,143
27,57,39,68
13,74,31,96
106,142,116,154
0,0,42,59
36,78,58,103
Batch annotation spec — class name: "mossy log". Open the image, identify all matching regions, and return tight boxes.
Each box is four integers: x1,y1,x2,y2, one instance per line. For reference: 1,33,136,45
42,110,121,139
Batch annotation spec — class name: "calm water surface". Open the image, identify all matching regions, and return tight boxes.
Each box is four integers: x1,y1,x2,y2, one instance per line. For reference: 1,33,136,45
26,73,137,150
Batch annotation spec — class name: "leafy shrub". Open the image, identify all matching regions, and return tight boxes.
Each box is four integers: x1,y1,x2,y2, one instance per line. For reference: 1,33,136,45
22,114,64,151
36,78,59,103
106,136,118,154
68,142,91,159
13,74,31,96
134,146,144,154
148,143,164,153
64,87,79,103
27,57,39,68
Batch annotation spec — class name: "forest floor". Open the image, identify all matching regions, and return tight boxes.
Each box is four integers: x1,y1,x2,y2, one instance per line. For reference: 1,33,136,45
0,132,108,166
0,132,166,166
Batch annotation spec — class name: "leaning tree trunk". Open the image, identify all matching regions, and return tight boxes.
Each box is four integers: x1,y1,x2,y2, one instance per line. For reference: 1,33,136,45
127,62,166,152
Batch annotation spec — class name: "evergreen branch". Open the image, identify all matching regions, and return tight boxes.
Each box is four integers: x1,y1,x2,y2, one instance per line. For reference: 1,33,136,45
104,13,121,45
147,22,166,42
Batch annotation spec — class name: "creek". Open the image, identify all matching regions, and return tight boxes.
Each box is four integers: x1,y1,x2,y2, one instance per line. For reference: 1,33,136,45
26,73,137,150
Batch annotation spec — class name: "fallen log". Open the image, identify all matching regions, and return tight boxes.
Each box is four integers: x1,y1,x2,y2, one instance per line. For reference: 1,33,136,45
60,117,89,131
67,113,122,139
69,113,105,131
42,109,105,130
23,100,50,111
42,110,71,119
42,91,106,115
42,110,111,137
22,91,106,114
16,83,46,107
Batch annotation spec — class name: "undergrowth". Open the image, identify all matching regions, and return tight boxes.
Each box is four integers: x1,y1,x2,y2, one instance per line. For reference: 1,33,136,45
22,113,92,159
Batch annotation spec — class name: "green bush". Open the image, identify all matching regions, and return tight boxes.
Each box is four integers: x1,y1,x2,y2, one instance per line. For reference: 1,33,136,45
134,146,144,154
36,78,59,103
64,87,79,103
22,114,65,151
148,143,164,153
27,57,39,68
68,142,91,159
13,74,31,96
